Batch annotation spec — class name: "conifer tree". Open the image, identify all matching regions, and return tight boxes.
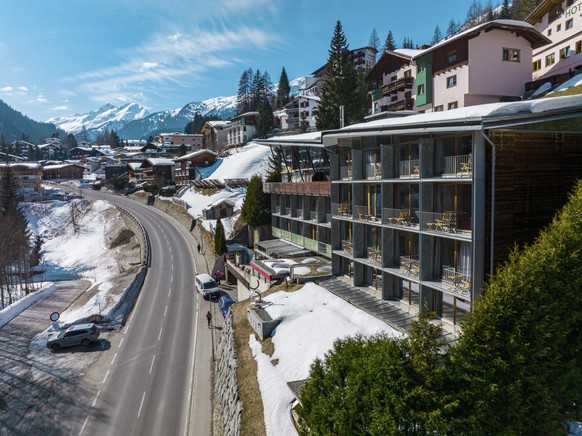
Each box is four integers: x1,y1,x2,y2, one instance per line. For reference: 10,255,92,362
236,68,253,114
368,28,380,58
383,30,397,51
431,25,442,45
241,175,270,226
446,19,459,37
276,67,291,109
316,20,366,131
256,99,274,138
499,0,511,18
466,0,483,22
214,217,227,255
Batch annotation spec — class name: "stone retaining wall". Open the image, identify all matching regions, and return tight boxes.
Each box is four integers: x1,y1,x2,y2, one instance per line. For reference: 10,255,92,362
214,314,242,436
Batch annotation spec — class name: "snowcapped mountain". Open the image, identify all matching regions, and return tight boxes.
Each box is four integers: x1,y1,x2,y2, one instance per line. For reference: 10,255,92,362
47,103,149,138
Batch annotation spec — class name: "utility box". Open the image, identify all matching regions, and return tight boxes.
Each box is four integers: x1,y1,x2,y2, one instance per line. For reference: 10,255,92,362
247,303,279,340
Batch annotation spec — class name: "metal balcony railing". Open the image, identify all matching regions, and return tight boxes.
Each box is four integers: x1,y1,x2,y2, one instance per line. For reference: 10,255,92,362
442,265,471,295
399,159,420,177
443,154,472,177
400,255,420,278
342,240,353,256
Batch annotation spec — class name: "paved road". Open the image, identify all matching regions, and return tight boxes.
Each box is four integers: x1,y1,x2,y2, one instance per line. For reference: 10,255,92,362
70,191,215,436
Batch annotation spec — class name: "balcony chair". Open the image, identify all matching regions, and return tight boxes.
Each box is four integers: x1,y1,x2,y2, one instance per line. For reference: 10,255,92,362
461,153,472,176
389,209,410,226
428,211,457,232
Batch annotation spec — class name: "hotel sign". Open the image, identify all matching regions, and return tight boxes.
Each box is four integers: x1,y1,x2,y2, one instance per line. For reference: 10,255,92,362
565,2,582,17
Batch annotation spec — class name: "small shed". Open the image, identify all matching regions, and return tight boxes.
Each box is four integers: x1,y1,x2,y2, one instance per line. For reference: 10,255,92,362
202,199,235,220
247,303,279,340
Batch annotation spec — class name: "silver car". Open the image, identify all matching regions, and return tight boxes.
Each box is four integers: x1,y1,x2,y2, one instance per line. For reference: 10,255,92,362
46,323,100,351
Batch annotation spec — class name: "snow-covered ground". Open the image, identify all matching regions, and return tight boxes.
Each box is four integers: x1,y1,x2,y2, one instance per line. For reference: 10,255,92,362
249,283,402,436
179,142,271,237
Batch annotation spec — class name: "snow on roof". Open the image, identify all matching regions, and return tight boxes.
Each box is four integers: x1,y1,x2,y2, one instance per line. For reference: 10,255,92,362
174,148,218,161
325,94,582,138
207,120,229,127
0,162,41,169
145,158,175,166
127,162,142,170
205,142,271,182
255,131,322,147
43,163,86,170
202,198,235,211
393,48,425,58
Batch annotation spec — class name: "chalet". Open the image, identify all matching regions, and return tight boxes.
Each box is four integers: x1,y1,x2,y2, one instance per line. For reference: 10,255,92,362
0,162,43,193
224,112,258,148
155,133,203,152
202,120,229,151
42,163,87,181
202,199,235,220
174,149,218,187
139,158,175,184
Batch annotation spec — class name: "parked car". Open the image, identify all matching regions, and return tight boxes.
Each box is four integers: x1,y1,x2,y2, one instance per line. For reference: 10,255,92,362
219,295,236,317
195,273,220,299
46,323,100,351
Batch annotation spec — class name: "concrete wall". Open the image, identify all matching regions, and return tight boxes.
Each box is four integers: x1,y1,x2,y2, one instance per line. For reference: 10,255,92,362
214,315,242,436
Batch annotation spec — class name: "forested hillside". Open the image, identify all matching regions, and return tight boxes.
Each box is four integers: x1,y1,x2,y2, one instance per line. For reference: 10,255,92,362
0,100,63,144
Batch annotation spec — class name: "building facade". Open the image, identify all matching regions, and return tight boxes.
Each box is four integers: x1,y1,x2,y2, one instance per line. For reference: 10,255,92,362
224,112,257,148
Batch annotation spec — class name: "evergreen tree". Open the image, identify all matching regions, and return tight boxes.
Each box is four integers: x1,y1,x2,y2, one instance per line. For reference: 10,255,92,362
499,0,511,19
236,68,253,115
214,217,227,255
241,175,270,226
256,99,274,138
447,19,459,37
431,25,443,45
368,28,380,59
276,67,291,109
185,112,209,134
316,21,366,131
511,0,543,20
265,147,283,183
65,133,77,150
383,30,397,51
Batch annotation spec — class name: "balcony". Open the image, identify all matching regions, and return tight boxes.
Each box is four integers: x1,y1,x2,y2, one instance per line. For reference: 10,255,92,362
400,255,420,278
384,208,417,227
365,162,382,179
368,247,382,265
310,211,318,222
381,76,414,96
387,98,415,112
423,211,472,237
442,154,472,177
340,165,352,180
333,202,352,218
443,266,471,296
262,181,330,196
354,205,381,223
342,240,353,256
274,205,281,214
295,209,303,219
399,159,420,178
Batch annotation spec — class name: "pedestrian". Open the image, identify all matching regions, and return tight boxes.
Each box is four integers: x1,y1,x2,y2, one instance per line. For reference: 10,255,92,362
214,271,221,285
206,310,212,328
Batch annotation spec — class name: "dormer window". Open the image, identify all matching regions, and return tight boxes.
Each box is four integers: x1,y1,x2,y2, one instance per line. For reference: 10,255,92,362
447,51,457,63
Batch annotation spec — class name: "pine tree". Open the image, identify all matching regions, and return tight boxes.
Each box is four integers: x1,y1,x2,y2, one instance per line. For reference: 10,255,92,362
466,0,483,22
446,19,459,37
236,68,253,114
65,133,77,150
383,30,397,51
256,99,274,138
431,25,442,45
241,175,271,226
368,28,380,61
265,148,283,183
276,67,291,109
214,218,227,255
499,0,511,18
316,21,367,131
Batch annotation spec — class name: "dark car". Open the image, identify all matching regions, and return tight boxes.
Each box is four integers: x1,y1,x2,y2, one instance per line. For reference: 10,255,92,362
219,295,236,317
46,323,100,351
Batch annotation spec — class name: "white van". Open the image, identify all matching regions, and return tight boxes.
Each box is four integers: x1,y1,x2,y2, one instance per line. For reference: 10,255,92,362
195,273,220,299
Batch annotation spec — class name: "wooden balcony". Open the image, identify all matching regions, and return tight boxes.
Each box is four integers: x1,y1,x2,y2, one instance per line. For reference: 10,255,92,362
387,98,415,112
263,181,330,196
381,76,413,96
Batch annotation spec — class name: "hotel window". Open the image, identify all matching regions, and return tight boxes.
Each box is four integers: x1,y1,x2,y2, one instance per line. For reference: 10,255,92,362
404,69,412,78
502,48,520,62
446,75,457,88
447,51,457,63
533,59,541,71
566,18,574,30
405,91,412,99
557,24,562,32
560,46,571,60
417,65,425,73
546,52,555,66
448,101,458,110
577,40,582,53
434,105,444,112
548,28,552,36
417,84,425,95
548,7,562,23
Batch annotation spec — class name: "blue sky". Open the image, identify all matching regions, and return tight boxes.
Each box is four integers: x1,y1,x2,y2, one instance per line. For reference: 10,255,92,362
0,0,478,121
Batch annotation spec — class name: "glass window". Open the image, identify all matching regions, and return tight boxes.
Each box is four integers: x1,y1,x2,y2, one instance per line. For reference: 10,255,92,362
577,40,582,53
533,59,541,71
446,75,457,88
448,101,458,110
417,84,425,95
417,65,425,73
546,53,555,66
560,46,571,60
434,105,444,112
557,24,562,32
502,48,520,62
447,51,457,63
566,19,574,30
404,69,412,78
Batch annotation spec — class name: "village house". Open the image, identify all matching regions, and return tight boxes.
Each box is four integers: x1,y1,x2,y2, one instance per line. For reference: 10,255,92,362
202,199,235,220
139,157,176,185
224,112,258,148
155,132,203,154
174,149,218,188
42,163,87,181
201,120,229,151
0,162,43,194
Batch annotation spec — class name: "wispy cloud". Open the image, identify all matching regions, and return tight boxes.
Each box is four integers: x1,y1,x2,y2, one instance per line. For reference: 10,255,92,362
69,22,280,105
1,85,29,93
52,105,69,111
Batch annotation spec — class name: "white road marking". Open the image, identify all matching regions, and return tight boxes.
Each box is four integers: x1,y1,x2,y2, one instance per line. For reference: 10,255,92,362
170,275,173,283
111,353,118,365
102,370,110,384
149,355,156,374
92,390,101,407
79,415,90,435
168,288,172,297
158,326,163,342
118,337,124,349
137,391,147,418
171,264,174,271
164,305,168,317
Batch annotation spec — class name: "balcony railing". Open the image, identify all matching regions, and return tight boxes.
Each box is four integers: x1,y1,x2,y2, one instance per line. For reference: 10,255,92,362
263,181,331,196
304,237,318,252
381,76,414,95
310,211,318,221
272,227,281,238
387,98,415,112
365,162,382,179
318,242,332,257
443,154,472,177
400,255,420,278
368,247,382,265
443,265,471,295
295,209,303,219
354,205,381,222
423,211,472,234
399,159,420,178
333,202,352,218
342,240,353,256
384,208,416,227
340,165,352,180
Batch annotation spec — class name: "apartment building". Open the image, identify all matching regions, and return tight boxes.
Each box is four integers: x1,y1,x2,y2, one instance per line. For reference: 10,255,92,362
0,162,43,193
155,133,203,152
260,95,582,328
368,49,423,115
527,0,582,79
201,120,229,151
414,20,550,112
224,112,257,148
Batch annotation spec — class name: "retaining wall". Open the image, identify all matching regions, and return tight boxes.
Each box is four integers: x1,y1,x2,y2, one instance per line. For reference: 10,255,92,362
214,314,242,436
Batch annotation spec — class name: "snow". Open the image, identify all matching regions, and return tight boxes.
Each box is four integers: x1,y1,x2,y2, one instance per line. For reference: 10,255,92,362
548,73,582,95
531,81,553,97
0,283,57,328
249,282,402,436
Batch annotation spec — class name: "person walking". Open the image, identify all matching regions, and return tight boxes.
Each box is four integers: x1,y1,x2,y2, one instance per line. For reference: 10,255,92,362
206,310,212,328
214,271,221,286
